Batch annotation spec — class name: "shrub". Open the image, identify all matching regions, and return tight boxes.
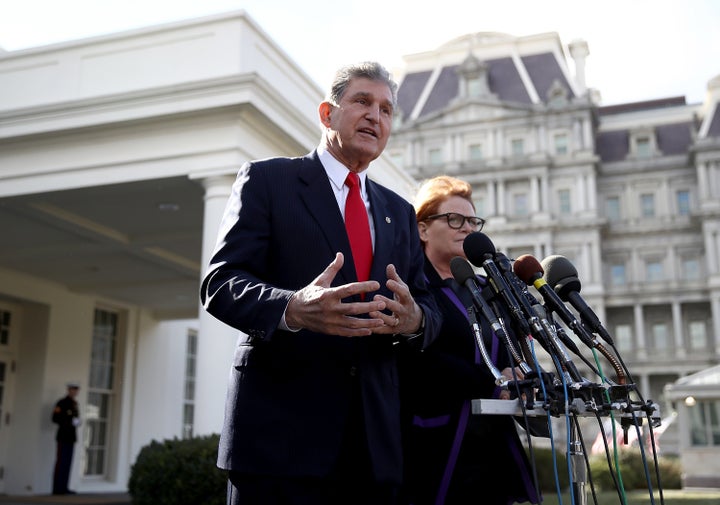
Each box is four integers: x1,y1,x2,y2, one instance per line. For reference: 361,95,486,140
526,446,681,496
128,433,226,505
588,448,682,491
528,446,570,492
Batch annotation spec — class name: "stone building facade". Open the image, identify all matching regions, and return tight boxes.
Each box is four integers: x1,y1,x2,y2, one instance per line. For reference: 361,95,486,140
386,31,720,465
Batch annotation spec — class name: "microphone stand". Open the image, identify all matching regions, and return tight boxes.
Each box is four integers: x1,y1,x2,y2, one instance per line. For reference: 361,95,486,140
569,418,588,505
466,305,506,386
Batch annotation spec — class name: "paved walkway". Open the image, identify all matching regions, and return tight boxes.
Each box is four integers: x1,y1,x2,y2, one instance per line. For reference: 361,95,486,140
0,493,130,505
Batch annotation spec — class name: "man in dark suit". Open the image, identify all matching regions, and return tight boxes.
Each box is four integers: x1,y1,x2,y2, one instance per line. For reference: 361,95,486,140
200,61,439,505
52,382,80,495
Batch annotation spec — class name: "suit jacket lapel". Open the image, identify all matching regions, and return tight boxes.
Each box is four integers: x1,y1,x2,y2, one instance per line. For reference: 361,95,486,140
297,153,356,285
367,179,395,281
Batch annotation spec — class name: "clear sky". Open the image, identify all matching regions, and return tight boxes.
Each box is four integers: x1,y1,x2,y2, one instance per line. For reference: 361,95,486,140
1,0,718,106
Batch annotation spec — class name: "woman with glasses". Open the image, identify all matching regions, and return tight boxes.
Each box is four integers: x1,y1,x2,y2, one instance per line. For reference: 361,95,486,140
399,175,540,505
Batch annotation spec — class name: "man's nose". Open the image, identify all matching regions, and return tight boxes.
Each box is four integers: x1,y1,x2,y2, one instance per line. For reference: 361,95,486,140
365,105,380,123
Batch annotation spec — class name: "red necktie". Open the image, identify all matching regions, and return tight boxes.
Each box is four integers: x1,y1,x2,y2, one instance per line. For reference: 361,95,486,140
344,172,373,282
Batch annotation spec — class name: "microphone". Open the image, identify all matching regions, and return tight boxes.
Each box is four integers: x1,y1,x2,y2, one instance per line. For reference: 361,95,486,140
450,256,531,376
514,254,628,385
541,255,614,345
497,252,586,358
512,254,596,349
463,233,533,341
463,233,581,381
493,253,584,382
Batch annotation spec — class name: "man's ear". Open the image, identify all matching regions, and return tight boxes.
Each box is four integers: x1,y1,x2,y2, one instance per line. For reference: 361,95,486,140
318,101,332,127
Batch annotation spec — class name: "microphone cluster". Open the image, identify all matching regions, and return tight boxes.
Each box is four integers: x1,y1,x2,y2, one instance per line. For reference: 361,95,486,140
451,232,639,416
450,231,663,503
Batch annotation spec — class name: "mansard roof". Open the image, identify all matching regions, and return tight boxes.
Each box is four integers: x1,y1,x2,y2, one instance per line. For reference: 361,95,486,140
595,121,695,162
707,104,720,137
397,52,574,120
395,31,577,122
598,96,687,115
595,130,629,162
595,96,699,162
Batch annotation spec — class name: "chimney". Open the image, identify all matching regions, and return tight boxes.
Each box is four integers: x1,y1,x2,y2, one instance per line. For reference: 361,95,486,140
568,39,590,95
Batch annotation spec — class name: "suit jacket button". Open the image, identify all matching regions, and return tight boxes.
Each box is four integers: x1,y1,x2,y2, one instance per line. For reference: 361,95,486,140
349,366,358,376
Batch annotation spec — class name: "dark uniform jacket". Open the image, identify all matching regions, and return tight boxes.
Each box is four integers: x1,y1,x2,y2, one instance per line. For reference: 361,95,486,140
52,396,79,443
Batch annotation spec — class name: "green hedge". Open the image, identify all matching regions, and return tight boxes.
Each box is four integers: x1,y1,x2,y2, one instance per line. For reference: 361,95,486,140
527,446,681,495
588,448,682,491
529,446,570,492
128,434,227,505
126,436,679,503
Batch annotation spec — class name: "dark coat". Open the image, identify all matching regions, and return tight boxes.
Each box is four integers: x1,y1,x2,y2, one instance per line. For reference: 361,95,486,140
399,259,541,504
52,395,79,443
200,151,440,484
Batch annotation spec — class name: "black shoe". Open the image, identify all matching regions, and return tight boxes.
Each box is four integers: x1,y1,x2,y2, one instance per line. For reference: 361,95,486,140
66,490,78,494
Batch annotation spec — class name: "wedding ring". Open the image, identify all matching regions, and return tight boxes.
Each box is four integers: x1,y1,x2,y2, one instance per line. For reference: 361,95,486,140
393,316,400,327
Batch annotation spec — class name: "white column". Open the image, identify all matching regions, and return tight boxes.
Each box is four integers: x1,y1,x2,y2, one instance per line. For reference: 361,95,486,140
704,228,718,274
668,245,678,282
411,140,420,167
497,180,506,215
583,118,592,151
536,124,547,152
487,181,497,217
577,174,587,213
573,119,583,150
445,135,455,164
580,242,591,283
634,304,646,359
530,176,540,213
453,133,462,162
540,174,549,215
194,174,238,435
697,161,709,200
590,240,602,286
703,229,718,275
495,129,504,158
711,161,720,199
661,178,670,216
586,172,597,212
672,301,686,358
711,292,720,355
631,249,640,283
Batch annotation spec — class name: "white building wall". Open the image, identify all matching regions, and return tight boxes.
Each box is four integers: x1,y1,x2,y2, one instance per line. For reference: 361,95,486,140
129,317,197,452
0,268,96,492
0,9,420,496
0,266,200,494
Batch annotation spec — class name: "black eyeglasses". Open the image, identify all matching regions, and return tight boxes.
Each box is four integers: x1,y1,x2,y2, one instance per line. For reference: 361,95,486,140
426,212,485,230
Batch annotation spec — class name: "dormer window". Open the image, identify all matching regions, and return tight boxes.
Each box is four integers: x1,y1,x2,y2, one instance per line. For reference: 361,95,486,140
456,53,492,99
547,79,569,106
630,127,658,158
467,77,483,98
636,137,651,157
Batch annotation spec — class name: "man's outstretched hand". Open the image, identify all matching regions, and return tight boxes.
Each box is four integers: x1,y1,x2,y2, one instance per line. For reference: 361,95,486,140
284,253,387,336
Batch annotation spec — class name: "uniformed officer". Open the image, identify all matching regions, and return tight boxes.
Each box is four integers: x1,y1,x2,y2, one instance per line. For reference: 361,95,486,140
51,381,81,495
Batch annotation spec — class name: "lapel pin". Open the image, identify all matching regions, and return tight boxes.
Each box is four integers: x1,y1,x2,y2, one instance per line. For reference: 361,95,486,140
385,216,392,224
